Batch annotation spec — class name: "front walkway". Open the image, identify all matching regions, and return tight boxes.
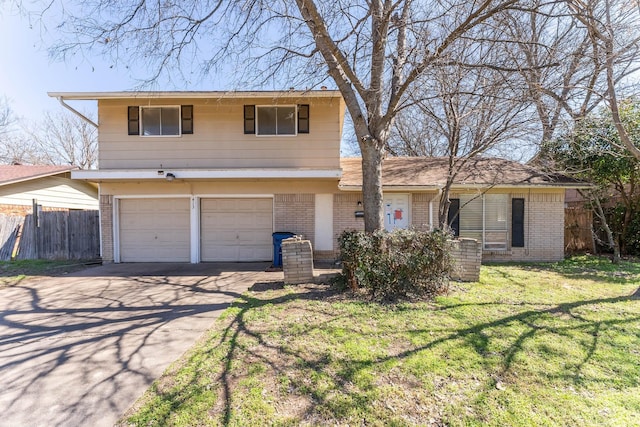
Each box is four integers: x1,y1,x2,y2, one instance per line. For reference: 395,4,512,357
0,262,278,427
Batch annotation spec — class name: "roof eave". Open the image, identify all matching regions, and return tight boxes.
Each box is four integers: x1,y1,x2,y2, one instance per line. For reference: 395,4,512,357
48,90,343,101
72,168,343,181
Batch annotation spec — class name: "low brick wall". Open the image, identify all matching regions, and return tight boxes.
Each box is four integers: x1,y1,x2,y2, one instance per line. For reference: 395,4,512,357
449,238,482,282
282,237,315,284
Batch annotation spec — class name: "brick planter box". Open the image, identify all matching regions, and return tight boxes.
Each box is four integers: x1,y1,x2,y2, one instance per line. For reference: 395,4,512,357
449,238,482,282
282,237,315,284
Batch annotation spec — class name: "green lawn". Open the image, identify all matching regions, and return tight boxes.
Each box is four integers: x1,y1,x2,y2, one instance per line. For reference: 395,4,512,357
120,256,640,426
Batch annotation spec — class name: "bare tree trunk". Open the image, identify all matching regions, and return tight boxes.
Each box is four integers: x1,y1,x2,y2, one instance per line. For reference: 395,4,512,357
592,195,620,264
361,143,385,232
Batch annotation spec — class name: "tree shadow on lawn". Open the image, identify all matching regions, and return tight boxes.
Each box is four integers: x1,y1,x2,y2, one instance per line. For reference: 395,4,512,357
162,279,640,426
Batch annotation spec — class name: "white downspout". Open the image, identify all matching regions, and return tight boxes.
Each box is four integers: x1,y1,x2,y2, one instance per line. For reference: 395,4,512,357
56,97,99,128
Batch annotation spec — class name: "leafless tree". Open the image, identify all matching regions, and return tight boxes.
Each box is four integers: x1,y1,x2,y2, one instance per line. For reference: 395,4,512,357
0,109,97,168
566,0,640,160
0,96,16,141
23,111,98,169
496,0,640,163
33,0,540,231
388,40,534,227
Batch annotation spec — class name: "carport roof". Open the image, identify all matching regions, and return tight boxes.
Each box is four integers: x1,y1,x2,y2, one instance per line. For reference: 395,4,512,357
339,157,586,190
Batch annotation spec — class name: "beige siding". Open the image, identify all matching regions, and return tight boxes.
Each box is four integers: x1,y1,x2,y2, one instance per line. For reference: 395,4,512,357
98,96,343,169
0,176,98,210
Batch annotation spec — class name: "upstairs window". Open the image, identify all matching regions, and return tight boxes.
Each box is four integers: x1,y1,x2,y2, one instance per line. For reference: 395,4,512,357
128,105,193,136
244,105,309,136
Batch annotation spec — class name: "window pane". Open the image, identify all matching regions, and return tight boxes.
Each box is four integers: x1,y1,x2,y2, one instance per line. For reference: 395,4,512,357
161,107,180,135
141,108,161,135
485,194,508,231
277,106,296,135
257,107,277,135
459,195,482,231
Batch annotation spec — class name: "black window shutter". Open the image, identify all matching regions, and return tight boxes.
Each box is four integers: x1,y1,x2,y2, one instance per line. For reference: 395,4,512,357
512,198,525,247
128,106,139,135
244,105,255,134
181,105,193,134
448,198,460,237
298,104,309,133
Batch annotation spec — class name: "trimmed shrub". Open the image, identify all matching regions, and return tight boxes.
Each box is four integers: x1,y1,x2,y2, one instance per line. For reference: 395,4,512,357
338,228,454,301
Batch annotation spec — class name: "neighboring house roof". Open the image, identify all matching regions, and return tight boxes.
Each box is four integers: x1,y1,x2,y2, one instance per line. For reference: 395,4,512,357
0,165,77,186
339,157,585,190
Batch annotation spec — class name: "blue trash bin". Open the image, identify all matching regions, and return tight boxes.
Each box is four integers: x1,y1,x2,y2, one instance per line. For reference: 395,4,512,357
272,232,296,267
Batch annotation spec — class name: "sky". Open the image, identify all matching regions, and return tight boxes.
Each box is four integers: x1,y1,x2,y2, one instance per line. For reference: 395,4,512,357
0,5,121,120
0,3,359,155
0,3,227,122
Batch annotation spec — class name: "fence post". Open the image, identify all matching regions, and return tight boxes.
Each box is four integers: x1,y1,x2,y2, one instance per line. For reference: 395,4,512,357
32,199,39,259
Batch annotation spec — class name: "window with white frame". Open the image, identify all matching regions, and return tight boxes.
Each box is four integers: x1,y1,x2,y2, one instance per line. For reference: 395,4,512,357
243,105,309,136
256,105,296,135
458,193,509,250
127,105,193,136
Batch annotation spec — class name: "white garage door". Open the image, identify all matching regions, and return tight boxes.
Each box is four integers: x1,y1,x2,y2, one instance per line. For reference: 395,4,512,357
119,198,190,262
201,198,273,262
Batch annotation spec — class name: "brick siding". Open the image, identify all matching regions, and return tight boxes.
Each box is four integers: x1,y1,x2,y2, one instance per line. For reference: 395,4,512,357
0,204,72,216
274,194,315,245
411,193,436,230
449,238,482,282
483,191,565,262
333,193,365,255
100,195,113,262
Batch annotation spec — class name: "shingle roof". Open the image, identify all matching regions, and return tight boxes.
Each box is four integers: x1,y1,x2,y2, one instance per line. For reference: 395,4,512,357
339,157,583,189
0,165,77,186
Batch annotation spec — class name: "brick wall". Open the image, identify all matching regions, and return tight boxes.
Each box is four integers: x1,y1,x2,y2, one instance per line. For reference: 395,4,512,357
412,193,436,230
484,191,565,262
100,195,113,262
0,204,32,216
274,194,315,245
333,193,365,254
0,204,72,216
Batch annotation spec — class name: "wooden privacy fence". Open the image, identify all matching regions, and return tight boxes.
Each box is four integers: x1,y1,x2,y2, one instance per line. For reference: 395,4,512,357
565,206,594,254
0,210,100,261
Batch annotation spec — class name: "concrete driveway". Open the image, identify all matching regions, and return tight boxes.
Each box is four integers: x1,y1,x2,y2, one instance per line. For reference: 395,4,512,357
0,262,278,427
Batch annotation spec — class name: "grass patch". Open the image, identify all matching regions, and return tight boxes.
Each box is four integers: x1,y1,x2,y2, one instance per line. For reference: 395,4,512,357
0,259,99,287
120,255,640,426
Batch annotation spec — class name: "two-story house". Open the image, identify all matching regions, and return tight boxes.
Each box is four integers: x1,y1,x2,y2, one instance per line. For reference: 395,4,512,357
52,90,580,264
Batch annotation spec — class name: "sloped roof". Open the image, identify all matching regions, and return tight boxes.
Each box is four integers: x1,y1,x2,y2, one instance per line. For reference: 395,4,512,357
339,157,583,189
0,165,77,186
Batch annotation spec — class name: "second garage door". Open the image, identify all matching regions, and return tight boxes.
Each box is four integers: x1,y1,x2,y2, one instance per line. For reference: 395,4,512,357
119,198,190,262
201,198,273,262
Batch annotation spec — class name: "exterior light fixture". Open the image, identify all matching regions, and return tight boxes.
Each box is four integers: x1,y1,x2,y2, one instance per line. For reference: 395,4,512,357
165,173,176,182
